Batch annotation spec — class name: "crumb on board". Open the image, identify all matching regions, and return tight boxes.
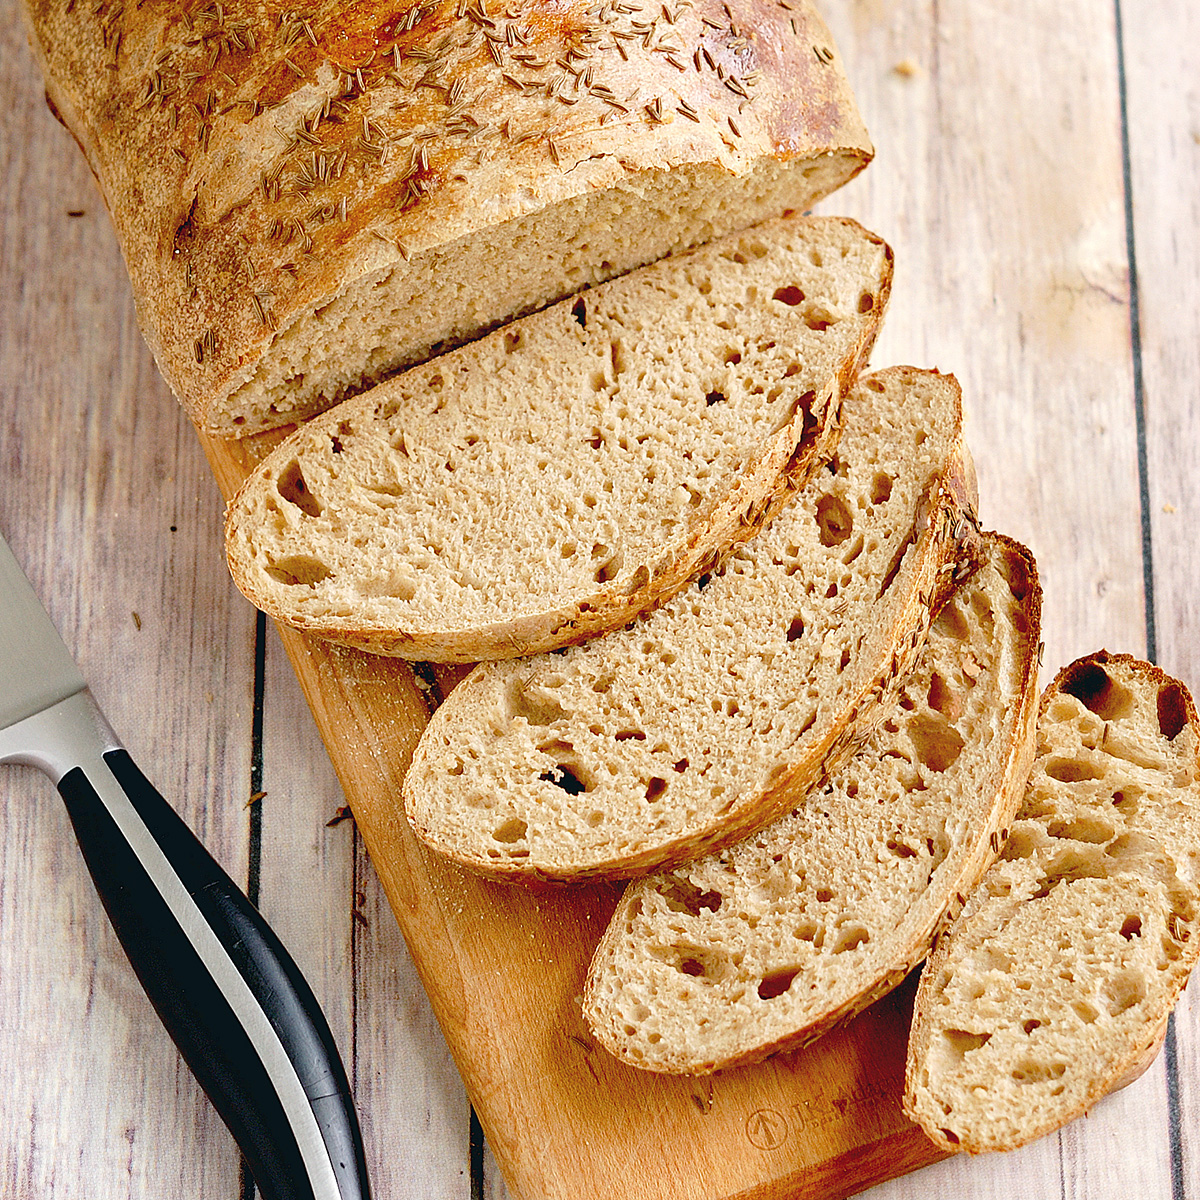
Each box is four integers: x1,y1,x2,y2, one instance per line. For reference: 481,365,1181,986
893,57,920,77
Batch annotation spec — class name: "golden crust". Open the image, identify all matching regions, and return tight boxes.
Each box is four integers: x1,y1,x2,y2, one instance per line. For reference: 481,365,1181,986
23,0,872,434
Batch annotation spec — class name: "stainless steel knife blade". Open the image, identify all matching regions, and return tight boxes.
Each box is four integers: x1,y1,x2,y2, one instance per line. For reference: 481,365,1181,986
0,533,85,730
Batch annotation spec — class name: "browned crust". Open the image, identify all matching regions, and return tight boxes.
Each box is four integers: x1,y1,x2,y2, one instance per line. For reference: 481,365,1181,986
403,368,981,883
21,0,872,435
582,534,1044,1074
222,217,893,662
902,652,1200,1154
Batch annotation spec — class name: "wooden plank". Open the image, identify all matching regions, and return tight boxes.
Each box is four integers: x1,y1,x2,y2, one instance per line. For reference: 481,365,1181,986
819,0,1147,678
1123,0,1200,1192
812,0,1173,1196
0,4,257,1192
257,625,473,1199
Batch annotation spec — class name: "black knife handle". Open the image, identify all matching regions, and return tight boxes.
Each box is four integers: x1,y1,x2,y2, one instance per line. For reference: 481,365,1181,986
57,748,370,1200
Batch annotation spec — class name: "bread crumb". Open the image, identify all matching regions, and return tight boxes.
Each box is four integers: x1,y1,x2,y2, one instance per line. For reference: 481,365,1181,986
1163,503,1177,513
893,58,920,78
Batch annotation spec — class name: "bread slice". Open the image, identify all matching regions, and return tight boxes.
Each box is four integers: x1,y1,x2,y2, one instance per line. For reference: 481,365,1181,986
403,366,981,883
224,216,892,662
582,533,1042,1074
23,0,871,435
904,652,1200,1153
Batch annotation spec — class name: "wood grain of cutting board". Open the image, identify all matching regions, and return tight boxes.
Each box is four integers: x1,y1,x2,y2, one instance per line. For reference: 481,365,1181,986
202,428,947,1200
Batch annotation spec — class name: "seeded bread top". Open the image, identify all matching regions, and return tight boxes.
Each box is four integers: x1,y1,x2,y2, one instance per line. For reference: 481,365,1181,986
223,215,890,661
904,653,1200,1153
403,366,981,883
583,534,1042,1075
24,0,871,433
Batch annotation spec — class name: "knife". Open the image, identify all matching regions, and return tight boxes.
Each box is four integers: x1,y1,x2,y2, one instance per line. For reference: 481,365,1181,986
0,528,370,1200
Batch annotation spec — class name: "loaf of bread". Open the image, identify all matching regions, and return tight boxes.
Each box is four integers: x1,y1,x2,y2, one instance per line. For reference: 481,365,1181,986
583,533,1041,1074
23,0,872,436
404,366,982,883
223,216,890,661
904,652,1200,1153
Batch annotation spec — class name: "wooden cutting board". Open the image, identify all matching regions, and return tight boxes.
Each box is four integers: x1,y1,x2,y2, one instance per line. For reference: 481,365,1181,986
201,429,947,1200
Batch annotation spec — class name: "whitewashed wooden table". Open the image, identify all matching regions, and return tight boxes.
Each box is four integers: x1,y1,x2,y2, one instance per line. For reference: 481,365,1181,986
1,0,1197,1196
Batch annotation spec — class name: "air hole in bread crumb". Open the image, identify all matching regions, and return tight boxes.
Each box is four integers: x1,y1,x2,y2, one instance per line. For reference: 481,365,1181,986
815,493,853,546
1023,1020,1042,1034
1104,969,1147,1016
1045,757,1104,784
656,877,722,916
504,330,522,352
725,348,741,364
266,555,332,586
888,841,918,859
816,887,834,903
1158,682,1189,740
540,764,590,795
940,1128,959,1145
595,552,623,583
942,1029,992,1058
492,817,527,843
909,714,966,772
858,292,875,313
773,285,804,306
1047,815,1113,843
832,924,869,953
615,730,646,741
757,967,799,999
870,472,894,505
705,390,727,407
276,461,323,517
645,777,668,802
927,673,959,719
1072,1000,1099,1024
1112,790,1138,814
1121,915,1143,940
786,616,805,642
1060,659,1135,720
1012,1060,1066,1085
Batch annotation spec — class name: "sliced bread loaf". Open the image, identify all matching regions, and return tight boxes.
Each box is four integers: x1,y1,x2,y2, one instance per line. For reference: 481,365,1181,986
582,533,1042,1074
224,216,891,662
904,652,1200,1153
403,366,981,883
24,0,871,435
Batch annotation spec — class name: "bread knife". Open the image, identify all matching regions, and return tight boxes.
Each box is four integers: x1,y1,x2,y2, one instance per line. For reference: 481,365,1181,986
0,528,370,1200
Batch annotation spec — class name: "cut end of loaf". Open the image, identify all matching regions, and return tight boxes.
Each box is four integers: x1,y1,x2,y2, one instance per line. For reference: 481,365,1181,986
29,0,874,433
206,153,870,436
904,653,1200,1153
